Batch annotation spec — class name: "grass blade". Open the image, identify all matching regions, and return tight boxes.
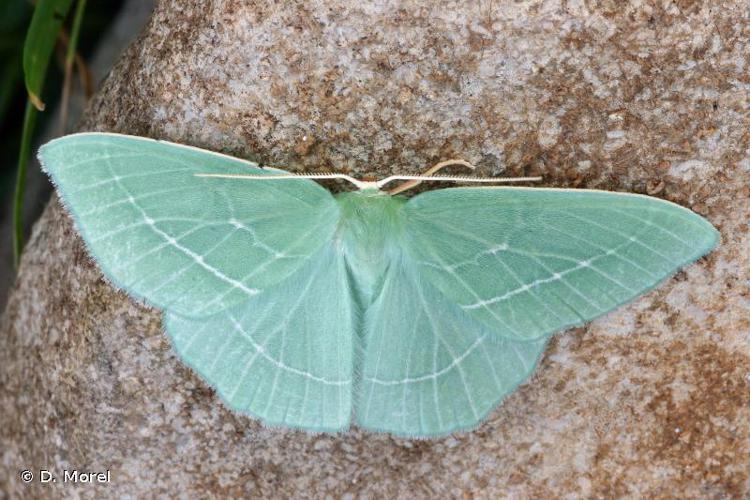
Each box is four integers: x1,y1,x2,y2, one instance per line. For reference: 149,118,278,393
23,0,74,110
60,0,87,132
14,0,75,265
12,101,38,267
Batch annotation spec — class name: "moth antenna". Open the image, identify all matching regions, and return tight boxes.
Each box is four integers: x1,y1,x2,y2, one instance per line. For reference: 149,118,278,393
381,175,543,193
384,159,541,194
384,159,474,194
196,159,541,193
195,172,373,190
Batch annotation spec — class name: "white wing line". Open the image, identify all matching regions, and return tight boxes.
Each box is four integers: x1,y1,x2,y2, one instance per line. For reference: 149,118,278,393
66,137,330,210
417,373,427,434
222,299,279,400
479,341,502,391
362,279,393,421
227,316,350,387
415,282,479,420
216,189,283,258
138,214,259,297
225,288,351,387
565,212,676,263
57,140,258,179
488,250,568,324
332,257,349,424
226,338,265,402
111,223,293,310
413,219,552,335
414,218,600,314
105,163,260,298
538,221,660,279
90,216,299,246
418,234,526,338
420,219,658,282
90,216,191,244
366,334,486,386
461,256,599,310
401,308,422,430
417,244,507,273
254,259,327,416
279,397,294,427
177,316,208,355
68,167,192,195
552,259,638,297
510,344,530,372
195,221,327,313
55,151,153,171
460,228,642,310
606,207,694,246
432,332,443,429
520,254,604,315
207,331,237,376
262,319,288,416
301,296,313,424
54,141,211,171
112,224,208,272
229,219,284,257
81,185,196,218
144,227,242,298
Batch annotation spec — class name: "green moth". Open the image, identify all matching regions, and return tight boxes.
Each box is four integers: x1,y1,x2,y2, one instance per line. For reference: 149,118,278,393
38,133,718,437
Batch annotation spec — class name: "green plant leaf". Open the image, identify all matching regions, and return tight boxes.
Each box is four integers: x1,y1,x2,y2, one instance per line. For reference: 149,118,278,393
12,101,38,267
60,0,87,132
22,0,75,111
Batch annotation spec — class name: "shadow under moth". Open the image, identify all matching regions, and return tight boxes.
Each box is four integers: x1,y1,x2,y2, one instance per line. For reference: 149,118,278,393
38,133,718,437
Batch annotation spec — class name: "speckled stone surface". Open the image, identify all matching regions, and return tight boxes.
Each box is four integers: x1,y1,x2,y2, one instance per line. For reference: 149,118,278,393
2,1,749,497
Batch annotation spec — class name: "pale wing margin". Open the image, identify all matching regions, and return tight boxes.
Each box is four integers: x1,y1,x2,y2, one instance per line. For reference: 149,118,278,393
403,187,719,342
357,255,548,437
39,133,339,317
166,243,355,432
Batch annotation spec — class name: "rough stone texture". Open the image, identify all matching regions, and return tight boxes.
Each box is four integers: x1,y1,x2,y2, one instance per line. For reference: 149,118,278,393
2,0,749,497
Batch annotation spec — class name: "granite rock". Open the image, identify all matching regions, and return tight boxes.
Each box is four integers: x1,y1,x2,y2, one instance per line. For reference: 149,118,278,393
2,0,749,497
